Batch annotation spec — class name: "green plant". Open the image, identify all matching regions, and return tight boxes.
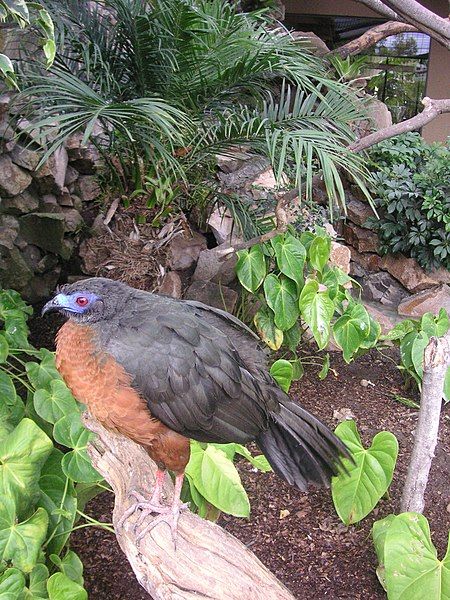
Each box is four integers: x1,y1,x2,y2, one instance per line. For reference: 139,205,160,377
20,0,371,211
367,133,450,271
383,309,450,402
236,229,380,389
0,0,55,88
0,288,112,598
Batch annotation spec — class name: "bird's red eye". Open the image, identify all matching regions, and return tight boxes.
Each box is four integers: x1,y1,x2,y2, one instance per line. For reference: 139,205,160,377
75,296,89,307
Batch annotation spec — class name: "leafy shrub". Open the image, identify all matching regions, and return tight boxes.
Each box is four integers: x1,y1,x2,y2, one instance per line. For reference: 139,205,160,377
236,229,380,388
368,133,450,271
383,309,450,402
0,288,108,598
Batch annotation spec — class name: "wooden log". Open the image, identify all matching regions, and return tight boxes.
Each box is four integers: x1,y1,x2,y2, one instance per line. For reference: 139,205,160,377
82,413,296,600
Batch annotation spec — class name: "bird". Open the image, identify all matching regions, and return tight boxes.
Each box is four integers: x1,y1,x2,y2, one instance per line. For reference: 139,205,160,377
42,277,349,541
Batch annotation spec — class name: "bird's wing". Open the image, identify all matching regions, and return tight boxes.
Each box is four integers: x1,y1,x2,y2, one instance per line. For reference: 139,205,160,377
183,299,260,340
106,305,277,444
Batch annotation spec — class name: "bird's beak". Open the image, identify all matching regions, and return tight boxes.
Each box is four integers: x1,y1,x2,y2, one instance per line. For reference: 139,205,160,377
41,294,65,316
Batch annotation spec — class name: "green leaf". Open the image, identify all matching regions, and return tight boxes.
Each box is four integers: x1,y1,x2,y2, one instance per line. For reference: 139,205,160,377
420,312,440,337
290,358,304,380
0,335,8,363
47,573,87,600
372,515,396,592
50,551,84,586
318,353,330,380
299,278,334,350
38,457,77,556
0,495,48,573
236,245,266,293
253,307,283,350
331,420,398,525
0,54,18,90
271,233,306,286
435,308,449,337
308,236,330,273
0,370,17,406
264,274,299,331
0,568,26,600
185,443,250,517
384,513,450,600
0,418,53,516
444,367,450,403
411,331,429,379
233,444,272,472
24,563,49,599
384,319,418,342
283,322,301,351
26,350,61,390
400,331,418,371
332,303,371,363
0,391,24,440
270,359,293,393
359,315,381,350
33,380,78,424
53,415,101,483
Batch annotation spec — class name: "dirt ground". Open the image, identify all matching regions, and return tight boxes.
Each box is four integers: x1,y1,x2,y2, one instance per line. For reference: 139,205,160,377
64,348,449,600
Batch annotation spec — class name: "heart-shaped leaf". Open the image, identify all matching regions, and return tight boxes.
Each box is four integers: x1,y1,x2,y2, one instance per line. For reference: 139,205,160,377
0,335,8,363
26,350,62,391
0,568,26,600
382,513,450,600
50,551,84,586
34,380,78,424
53,415,101,483
236,245,266,293
299,279,334,350
24,563,49,599
186,443,249,517
0,495,48,573
271,234,306,286
47,573,87,600
0,371,16,406
264,274,299,331
308,236,330,273
0,418,53,516
411,331,429,378
331,420,398,525
372,514,396,591
270,359,293,393
283,322,301,351
254,307,283,350
333,303,371,362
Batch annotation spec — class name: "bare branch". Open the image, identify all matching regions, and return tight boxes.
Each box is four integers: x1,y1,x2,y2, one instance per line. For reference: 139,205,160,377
82,413,296,600
330,21,417,58
349,97,450,153
352,0,399,20
400,332,450,513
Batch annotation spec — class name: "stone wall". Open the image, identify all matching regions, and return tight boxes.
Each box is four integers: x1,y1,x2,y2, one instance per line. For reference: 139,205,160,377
0,93,102,302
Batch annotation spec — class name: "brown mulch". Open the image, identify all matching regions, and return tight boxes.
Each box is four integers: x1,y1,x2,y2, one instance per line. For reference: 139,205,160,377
69,349,450,600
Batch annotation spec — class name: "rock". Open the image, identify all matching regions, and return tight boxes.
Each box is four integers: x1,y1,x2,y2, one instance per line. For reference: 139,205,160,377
380,254,450,293
64,165,79,187
347,199,373,228
193,245,238,285
329,242,351,274
0,190,39,214
216,148,251,174
10,144,41,171
158,271,182,298
79,238,110,274
75,175,101,202
39,194,63,214
36,254,59,274
207,207,242,245
343,222,379,253
251,167,282,190
350,247,381,273
35,147,69,194
19,212,66,255
218,156,270,191
0,93,13,118
364,301,400,335
27,268,61,303
58,188,74,207
0,156,32,197
62,208,84,232
185,280,238,313
362,272,409,308
69,147,101,174
169,231,207,271
397,285,450,318
21,244,43,272
0,246,33,292
356,98,393,138
0,226,18,250
291,31,330,55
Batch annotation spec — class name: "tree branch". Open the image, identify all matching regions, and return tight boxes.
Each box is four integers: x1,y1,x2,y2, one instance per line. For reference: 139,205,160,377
331,21,418,58
349,97,450,153
400,332,450,513
82,412,296,600
353,0,399,20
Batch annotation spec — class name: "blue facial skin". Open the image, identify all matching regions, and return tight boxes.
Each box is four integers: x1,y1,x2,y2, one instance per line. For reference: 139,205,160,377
52,292,99,313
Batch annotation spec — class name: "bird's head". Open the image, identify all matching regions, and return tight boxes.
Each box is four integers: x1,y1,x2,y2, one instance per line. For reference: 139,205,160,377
42,277,131,324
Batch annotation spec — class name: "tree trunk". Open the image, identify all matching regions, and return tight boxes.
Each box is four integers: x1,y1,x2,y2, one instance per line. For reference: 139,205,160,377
400,332,450,513
82,413,296,600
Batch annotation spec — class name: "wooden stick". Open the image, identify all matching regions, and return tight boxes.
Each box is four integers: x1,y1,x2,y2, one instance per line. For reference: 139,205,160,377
82,413,296,600
400,332,450,513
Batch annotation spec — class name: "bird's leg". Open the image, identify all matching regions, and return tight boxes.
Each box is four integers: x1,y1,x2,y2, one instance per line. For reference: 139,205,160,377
117,470,188,547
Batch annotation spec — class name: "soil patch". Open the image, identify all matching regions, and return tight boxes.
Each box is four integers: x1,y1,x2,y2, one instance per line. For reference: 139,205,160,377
67,348,449,599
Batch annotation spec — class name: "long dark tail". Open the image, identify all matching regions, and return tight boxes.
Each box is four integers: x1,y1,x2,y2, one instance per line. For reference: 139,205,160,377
256,398,350,491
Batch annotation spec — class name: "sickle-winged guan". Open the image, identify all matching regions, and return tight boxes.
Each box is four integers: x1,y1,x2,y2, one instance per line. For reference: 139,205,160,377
43,277,348,540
